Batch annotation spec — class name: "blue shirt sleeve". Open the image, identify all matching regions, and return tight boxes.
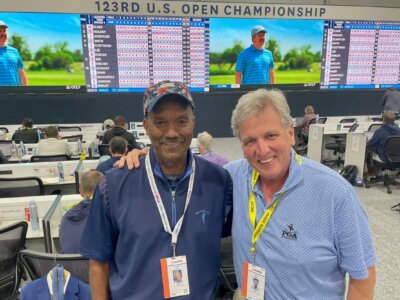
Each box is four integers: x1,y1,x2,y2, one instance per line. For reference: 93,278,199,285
79,177,117,262
235,50,245,72
334,187,376,279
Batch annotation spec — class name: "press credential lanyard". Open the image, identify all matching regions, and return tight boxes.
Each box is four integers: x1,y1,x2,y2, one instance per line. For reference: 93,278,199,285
145,154,195,256
248,153,302,262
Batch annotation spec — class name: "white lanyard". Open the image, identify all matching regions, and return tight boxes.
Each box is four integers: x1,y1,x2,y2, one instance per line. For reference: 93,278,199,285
145,153,195,256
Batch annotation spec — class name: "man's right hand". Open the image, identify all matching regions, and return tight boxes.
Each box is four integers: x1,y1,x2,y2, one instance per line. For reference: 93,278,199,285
115,147,149,170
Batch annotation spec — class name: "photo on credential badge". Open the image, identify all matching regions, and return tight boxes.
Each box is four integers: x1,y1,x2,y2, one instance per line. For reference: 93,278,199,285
209,18,324,85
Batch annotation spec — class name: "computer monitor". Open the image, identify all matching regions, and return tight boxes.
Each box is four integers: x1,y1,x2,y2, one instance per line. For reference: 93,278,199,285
0,141,13,157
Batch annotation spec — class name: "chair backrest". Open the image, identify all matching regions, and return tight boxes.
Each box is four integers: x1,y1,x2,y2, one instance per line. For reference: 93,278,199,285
61,135,83,142
368,123,383,132
0,177,44,198
340,118,356,123
371,117,382,122
318,117,327,124
30,154,70,162
58,126,81,132
349,123,359,132
0,221,28,299
384,135,400,165
98,143,133,156
0,127,9,133
19,249,89,284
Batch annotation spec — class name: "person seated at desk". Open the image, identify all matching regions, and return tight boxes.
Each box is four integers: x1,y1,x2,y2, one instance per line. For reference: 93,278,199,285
197,131,229,167
96,136,128,174
102,115,136,147
96,118,114,142
59,169,103,254
37,126,72,156
11,117,39,143
299,105,317,144
366,111,400,175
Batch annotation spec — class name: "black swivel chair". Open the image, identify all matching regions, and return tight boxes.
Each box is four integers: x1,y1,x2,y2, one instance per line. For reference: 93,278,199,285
324,123,359,167
365,135,400,194
0,177,45,198
367,123,383,132
19,249,89,284
57,126,81,132
61,135,83,142
317,117,327,124
30,154,70,162
0,127,9,139
218,236,237,298
0,221,28,300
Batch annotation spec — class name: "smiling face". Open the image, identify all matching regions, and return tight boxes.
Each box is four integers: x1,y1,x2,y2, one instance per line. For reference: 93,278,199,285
252,32,266,50
144,95,195,174
239,105,294,187
0,27,8,47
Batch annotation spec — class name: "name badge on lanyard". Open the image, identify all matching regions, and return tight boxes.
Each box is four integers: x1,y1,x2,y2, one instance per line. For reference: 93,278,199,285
145,154,195,298
242,262,266,300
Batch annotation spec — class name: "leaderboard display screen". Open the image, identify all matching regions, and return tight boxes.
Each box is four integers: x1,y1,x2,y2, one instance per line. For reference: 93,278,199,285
0,11,399,93
81,15,209,92
320,20,400,89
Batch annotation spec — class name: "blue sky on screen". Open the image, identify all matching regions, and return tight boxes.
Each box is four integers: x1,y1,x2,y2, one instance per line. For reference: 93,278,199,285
0,12,83,54
210,18,324,55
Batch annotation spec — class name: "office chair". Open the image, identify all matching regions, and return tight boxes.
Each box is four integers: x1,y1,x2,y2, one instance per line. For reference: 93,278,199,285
371,117,382,122
317,117,327,124
0,221,28,300
61,134,83,142
30,154,70,162
295,118,316,155
340,118,356,123
218,236,237,298
367,123,383,132
19,249,89,284
0,127,9,139
365,135,400,194
98,143,133,156
324,123,359,167
0,177,45,198
57,126,82,132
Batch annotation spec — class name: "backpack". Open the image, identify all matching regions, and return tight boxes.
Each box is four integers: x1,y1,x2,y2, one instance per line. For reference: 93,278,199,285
339,165,358,185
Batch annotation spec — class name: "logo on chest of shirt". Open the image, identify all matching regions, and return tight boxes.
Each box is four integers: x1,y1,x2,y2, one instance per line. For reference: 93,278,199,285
195,210,210,224
282,223,297,241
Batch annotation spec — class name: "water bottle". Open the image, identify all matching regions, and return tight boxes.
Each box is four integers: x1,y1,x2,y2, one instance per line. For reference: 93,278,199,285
58,162,65,182
29,200,40,231
315,114,320,124
94,138,100,156
77,140,83,154
11,141,17,158
19,141,25,156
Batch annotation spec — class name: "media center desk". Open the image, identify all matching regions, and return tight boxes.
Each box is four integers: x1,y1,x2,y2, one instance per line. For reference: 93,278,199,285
0,194,83,252
307,122,378,174
0,160,99,195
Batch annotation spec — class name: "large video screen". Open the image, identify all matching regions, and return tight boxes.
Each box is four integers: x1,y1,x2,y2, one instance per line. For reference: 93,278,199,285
0,11,400,93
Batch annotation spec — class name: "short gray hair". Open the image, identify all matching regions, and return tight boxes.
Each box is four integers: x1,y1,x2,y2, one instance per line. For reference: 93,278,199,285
197,131,213,152
231,89,292,137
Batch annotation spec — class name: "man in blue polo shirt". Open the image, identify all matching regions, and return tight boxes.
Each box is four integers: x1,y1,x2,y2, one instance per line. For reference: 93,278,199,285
235,25,275,85
0,21,28,86
228,89,376,299
80,81,232,299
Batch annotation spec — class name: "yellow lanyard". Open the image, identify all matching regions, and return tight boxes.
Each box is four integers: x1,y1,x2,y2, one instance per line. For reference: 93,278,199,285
248,153,302,261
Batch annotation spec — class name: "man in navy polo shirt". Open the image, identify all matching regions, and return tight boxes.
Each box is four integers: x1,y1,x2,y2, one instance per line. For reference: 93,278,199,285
80,81,232,299
235,25,275,85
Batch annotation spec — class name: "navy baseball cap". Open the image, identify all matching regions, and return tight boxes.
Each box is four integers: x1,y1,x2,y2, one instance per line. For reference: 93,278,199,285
251,25,266,37
143,81,195,115
0,21,8,28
